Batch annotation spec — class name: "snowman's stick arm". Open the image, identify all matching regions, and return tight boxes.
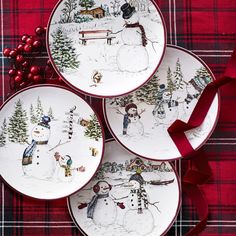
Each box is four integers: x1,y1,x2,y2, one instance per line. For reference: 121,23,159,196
110,28,124,35
114,107,125,115
136,31,158,53
110,194,128,201
48,139,70,152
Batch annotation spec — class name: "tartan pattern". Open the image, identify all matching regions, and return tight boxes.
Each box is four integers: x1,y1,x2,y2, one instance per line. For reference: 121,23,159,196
0,0,236,235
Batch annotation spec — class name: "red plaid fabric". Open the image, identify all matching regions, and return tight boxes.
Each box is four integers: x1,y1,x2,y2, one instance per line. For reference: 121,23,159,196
0,0,236,235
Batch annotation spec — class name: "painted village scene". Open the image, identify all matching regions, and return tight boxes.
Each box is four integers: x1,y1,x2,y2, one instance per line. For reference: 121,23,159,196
105,47,219,160
0,87,103,199
69,141,180,236
48,0,165,96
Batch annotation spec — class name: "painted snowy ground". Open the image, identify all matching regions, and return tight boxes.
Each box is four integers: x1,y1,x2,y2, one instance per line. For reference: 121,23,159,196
69,141,180,236
0,87,103,199
104,47,219,160
49,3,165,96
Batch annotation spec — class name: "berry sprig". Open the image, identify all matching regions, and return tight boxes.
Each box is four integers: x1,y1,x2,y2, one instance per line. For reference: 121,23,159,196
3,26,61,92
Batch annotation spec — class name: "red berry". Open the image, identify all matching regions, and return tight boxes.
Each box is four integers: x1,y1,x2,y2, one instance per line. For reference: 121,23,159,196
35,26,46,36
21,34,29,42
9,49,17,58
24,44,32,52
22,60,30,68
8,69,17,76
26,37,34,45
33,40,42,49
30,66,40,75
16,55,24,63
17,44,25,52
17,70,24,77
14,75,23,83
33,75,42,82
27,73,34,80
3,48,11,57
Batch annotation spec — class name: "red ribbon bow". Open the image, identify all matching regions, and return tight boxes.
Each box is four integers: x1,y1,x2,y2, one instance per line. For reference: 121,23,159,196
168,48,236,235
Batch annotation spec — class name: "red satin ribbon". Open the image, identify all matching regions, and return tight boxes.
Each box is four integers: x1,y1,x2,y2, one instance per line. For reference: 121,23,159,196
168,48,236,235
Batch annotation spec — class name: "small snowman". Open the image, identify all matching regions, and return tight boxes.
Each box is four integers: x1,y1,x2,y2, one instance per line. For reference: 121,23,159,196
22,116,56,180
116,3,149,73
78,181,125,226
123,173,154,235
153,89,179,126
183,78,203,114
54,152,85,182
122,103,145,136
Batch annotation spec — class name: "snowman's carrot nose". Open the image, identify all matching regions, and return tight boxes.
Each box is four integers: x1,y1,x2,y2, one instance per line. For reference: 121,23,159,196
123,183,134,187
103,187,110,190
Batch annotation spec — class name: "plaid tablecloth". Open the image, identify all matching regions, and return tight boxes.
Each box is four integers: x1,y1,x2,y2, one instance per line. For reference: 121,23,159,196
0,0,236,235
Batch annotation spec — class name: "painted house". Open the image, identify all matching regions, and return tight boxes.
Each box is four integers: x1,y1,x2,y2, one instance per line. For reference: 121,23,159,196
80,7,105,18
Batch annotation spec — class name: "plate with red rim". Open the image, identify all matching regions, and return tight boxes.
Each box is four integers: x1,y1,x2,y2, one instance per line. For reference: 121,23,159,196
68,139,181,236
47,0,166,98
103,45,220,161
0,84,105,200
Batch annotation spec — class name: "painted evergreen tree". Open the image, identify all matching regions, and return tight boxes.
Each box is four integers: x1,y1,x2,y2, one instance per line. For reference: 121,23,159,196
118,94,134,107
0,118,7,147
59,0,77,23
135,74,160,105
84,114,102,141
47,107,54,120
167,66,175,95
79,0,95,11
30,104,37,124
8,100,28,143
192,66,212,91
51,27,79,72
173,58,184,90
35,97,44,123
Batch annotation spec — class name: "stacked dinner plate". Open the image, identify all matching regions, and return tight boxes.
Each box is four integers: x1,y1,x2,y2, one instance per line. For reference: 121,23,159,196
0,0,219,235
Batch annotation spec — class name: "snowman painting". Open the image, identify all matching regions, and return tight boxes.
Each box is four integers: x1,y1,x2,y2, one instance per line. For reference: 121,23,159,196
123,173,155,235
116,3,149,73
54,152,86,182
78,180,125,226
116,103,145,136
22,116,56,180
152,88,179,126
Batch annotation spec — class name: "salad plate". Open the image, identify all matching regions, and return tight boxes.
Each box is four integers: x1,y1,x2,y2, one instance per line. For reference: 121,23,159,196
0,85,104,199
68,139,181,236
47,0,166,97
104,45,219,160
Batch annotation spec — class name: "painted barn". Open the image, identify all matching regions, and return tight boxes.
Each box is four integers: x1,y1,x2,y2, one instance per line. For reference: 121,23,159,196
80,7,105,18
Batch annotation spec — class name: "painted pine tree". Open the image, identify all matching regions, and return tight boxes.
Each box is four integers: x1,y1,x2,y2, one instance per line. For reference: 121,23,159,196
84,114,102,141
30,104,37,124
35,97,44,122
79,0,95,11
8,100,28,143
173,58,184,90
0,118,7,147
192,66,212,91
135,74,160,105
51,27,79,72
47,107,54,120
167,67,175,95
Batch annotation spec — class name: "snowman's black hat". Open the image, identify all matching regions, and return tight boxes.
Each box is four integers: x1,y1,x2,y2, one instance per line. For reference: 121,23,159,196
38,115,51,129
121,3,135,19
129,173,144,185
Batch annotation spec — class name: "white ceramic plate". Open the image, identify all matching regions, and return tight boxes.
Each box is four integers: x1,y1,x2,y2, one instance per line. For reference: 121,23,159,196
0,85,104,199
68,140,181,236
47,0,166,97
104,45,219,160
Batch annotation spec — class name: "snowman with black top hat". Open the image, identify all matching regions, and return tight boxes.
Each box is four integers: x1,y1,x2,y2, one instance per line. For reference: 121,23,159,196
116,2,149,73
22,115,56,180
